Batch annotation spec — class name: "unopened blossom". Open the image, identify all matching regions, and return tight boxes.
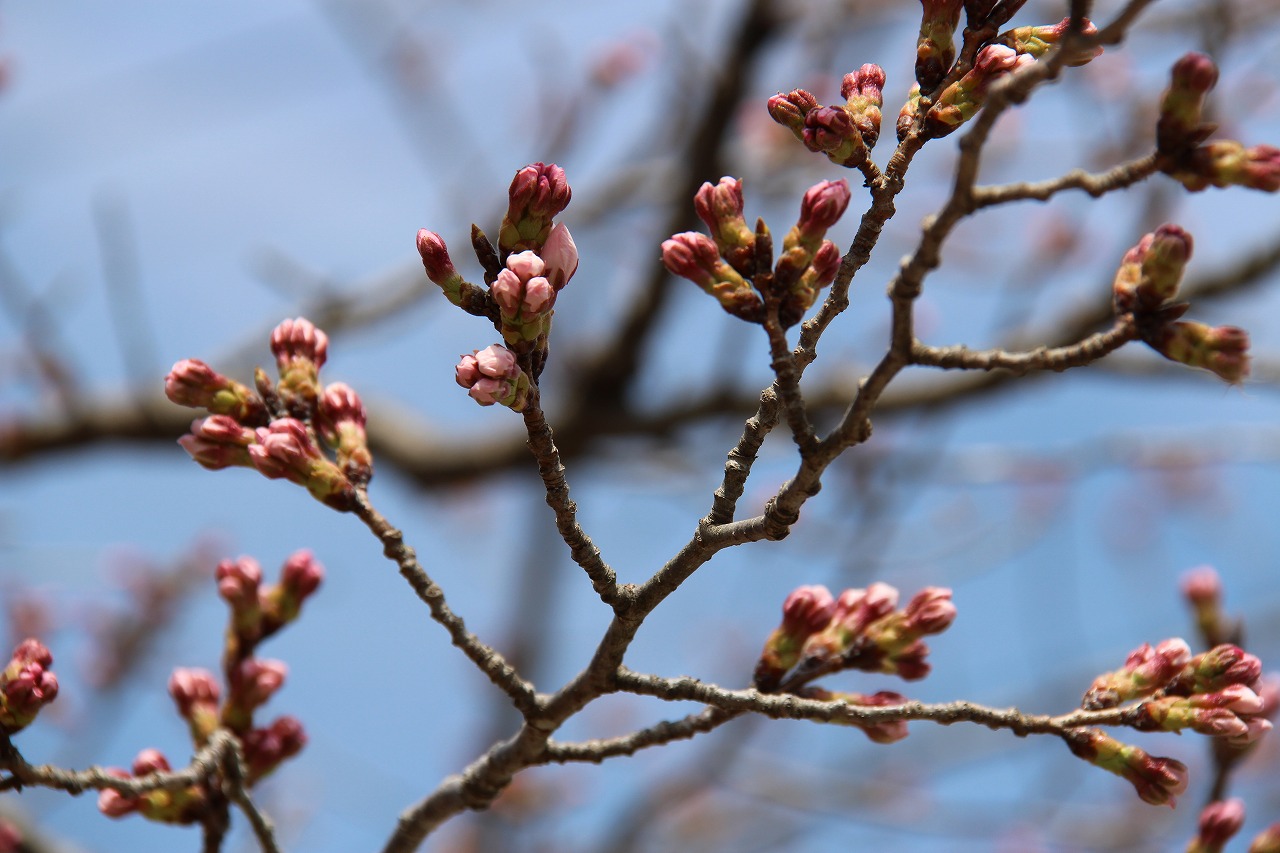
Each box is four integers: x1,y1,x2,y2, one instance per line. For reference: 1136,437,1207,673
99,750,208,824
455,344,532,411
260,549,325,633
767,88,820,136
1182,566,1227,647
801,106,868,167
248,419,356,510
1170,141,1280,193
1170,644,1263,695
317,383,372,484
492,250,557,343
540,222,579,291
841,64,885,149
694,177,756,275
0,819,20,852
1112,224,1194,313
169,667,221,744
1188,798,1246,853
269,317,329,414
178,416,258,471
1148,322,1250,385
164,359,267,425
754,585,837,691
925,44,1034,137
1064,729,1189,807
1082,638,1191,709
915,0,964,90
998,17,1103,66
784,239,842,325
0,639,58,734
98,770,138,818
225,658,288,731
243,715,307,784
903,587,957,635
775,180,851,320
1134,694,1254,740
661,232,763,322
416,229,469,305
499,162,572,254
1158,52,1219,153
804,687,910,744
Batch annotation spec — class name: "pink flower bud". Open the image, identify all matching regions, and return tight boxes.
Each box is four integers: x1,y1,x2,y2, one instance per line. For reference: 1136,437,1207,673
801,106,867,167
1,638,59,734
693,177,755,273
998,18,1103,66
455,345,530,410
1195,799,1247,851
280,549,324,601
243,715,307,783
661,232,762,322
847,690,910,744
178,416,259,470
1181,565,1222,606
416,229,458,284
317,383,372,484
840,64,885,149
1065,731,1188,807
248,419,355,509
541,223,579,291
903,587,956,635
1176,644,1263,694
98,769,139,818
1083,638,1191,709
781,585,836,634
269,317,328,370
165,359,266,424
767,89,819,135
796,180,852,241
1158,53,1219,153
169,667,221,719
131,748,171,776
925,45,1033,137
500,163,571,253
891,640,932,681
216,556,262,609
1148,321,1250,385
230,658,287,711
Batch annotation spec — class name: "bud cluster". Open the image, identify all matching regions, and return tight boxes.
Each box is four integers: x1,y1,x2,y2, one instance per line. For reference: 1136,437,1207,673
101,551,320,824
1064,729,1189,807
1109,225,1250,384
166,317,372,508
663,178,852,328
0,639,58,735
1083,640,1273,746
1181,565,1229,648
455,344,532,411
1157,53,1280,193
767,64,885,168
753,582,956,693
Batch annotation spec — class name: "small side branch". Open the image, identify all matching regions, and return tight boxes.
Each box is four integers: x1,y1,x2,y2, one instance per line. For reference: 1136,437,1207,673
973,154,1161,208
353,490,538,715
541,707,735,765
912,318,1138,375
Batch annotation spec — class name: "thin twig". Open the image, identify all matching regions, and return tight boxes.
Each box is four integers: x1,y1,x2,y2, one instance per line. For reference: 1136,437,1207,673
220,736,282,853
911,318,1138,374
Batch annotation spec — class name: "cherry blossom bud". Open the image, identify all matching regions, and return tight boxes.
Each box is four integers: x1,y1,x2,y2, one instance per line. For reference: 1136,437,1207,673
998,17,1103,66
164,359,267,425
131,748,170,777
98,749,209,824
1170,141,1280,193
915,0,964,90
1135,695,1251,739
925,45,1034,138
1188,799,1246,853
795,180,852,247
1250,824,1280,853
694,177,756,275
541,223,579,291
1147,322,1250,385
499,162,572,254
249,419,356,510
1172,644,1263,695
224,658,287,732
1158,53,1219,153
277,549,324,611
890,640,932,681
169,667,221,744
1112,224,1193,313
0,819,21,851
897,84,923,141
841,64,885,149
216,556,262,611
0,639,58,734
767,89,820,137
492,250,557,344
243,715,307,784
98,769,138,818
804,687,910,743
754,585,836,691
415,228,473,306
1182,565,1222,607
178,416,258,471
455,344,532,411
1064,729,1188,807
661,232,763,322
903,587,956,635
317,382,372,485
269,317,329,414
1083,638,1191,709
801,106,868,168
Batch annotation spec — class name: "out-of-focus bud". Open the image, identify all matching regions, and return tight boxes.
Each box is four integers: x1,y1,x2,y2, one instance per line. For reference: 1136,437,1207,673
915,0,964,90
694,177,756,276
1135,694,1253,740
1147,322,1250,385
661,232,763,322
754,585,836,691
260,549,325,633
243,715,307,784
1188,798,1246,853
0,818,21,852
540,222,579,291
897,84,922,142
903,587,957,635
216,556,262,612
925,44,1034,138
455,344,533,411
801,106,869,168
132,748,170,777
178,416,259,471
1181,565,1227,647
841,64,886,149
1064,729,1189,807
165,359,267,425
1169,141,1280,193
499,162,572,254
0,639,58,734
169,667,221,745
248,419,355,511
1112,224,1194,314
98,769,139,818
804,687,910,743
99,750,209,824
1250,824,1280,853
767,89,820,137
269,317,329,414
1083,638,1192,709
1158,53,1219,154
1171,644,1263,695
316,383,372,485
224,658,288,731
416,229,471,306
998,17,1103,66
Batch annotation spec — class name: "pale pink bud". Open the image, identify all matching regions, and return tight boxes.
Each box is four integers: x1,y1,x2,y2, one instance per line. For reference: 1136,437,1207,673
415,229,458,284
231,658,287,710
903,587,956,635
1181,565,1222,606
541,223,579,291
280,549,324,601
243,715,307,783
317,383,372,483
269,317,328,369
661,232,722,287
781,585,836,634
131,748,171,776
216,557,262,608
455,345,529,410
98,770,138,818
165,359,266,423
169,667,221,719
1196,799,1247,849
178,416,258,470
249,419,321,480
